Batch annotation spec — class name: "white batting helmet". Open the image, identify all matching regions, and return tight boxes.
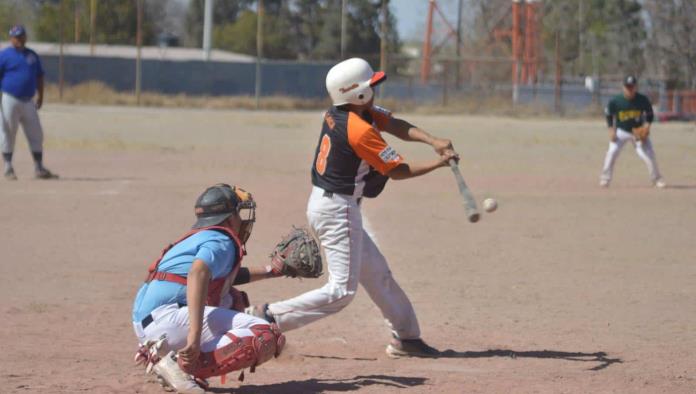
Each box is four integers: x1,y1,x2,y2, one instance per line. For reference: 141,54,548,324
325,58,386,106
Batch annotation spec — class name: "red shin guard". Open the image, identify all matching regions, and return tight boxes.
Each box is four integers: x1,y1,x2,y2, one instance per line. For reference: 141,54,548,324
183,324,285,380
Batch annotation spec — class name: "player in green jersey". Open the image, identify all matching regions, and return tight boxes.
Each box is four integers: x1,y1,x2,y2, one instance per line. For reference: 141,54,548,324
600,75,665,188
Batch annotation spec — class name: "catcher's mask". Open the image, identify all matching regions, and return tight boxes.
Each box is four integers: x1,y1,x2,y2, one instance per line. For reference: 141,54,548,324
192,183,256,244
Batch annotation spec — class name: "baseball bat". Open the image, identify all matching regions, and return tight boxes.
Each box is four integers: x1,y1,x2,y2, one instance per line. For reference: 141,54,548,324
448,159,480,223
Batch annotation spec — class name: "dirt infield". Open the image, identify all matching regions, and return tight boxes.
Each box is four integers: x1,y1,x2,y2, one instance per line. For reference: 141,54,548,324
2,105,695,393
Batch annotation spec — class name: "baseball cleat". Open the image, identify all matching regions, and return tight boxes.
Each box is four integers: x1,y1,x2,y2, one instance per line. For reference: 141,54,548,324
35,167,58,179
4,168,17,180
599,179,610,188
386,338,441,358
654,179,667,189
152,351,204,394
135,335,169,374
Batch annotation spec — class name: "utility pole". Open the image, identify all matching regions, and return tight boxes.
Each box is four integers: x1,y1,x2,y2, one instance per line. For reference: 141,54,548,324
203,0,213,61
578,0,584,71
591,33,600,106
379,0,388,99
59,0,65,100
340,0,347,59
380,0,387,71
455,0,463,88
255,0,264,110
420,0,434,83
135,0,143,105
511,0,522,105
89,0,96,55
74,1,80,43
554,31,562,114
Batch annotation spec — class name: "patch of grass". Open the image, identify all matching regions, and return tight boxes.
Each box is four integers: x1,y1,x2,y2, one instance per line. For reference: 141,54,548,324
45,81,330,111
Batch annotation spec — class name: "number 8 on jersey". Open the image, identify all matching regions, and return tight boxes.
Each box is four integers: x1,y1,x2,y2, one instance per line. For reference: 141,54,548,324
315,135,331,175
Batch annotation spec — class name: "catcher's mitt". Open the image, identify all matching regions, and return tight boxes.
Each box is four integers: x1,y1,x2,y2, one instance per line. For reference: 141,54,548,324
632,125,650,141
269,226,323,278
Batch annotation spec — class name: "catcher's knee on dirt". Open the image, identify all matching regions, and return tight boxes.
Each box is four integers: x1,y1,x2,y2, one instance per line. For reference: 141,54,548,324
183,324,285,379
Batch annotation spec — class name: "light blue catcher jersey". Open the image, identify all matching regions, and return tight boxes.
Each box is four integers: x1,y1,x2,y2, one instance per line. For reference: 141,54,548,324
132,230,238,322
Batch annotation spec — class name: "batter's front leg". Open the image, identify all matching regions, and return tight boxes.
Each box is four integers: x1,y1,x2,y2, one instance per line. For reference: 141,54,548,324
267,200,364,332
358,229,421,340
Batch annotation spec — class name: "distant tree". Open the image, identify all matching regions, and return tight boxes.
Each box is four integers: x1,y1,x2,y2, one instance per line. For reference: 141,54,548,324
214,8,296,60
34,0,165,45
185,0,252,47
590,0,645,76
210,0,399,61
0,3,17,33
0,0,38,36
461,0,646,83
643,0,696,88
542,0,645,78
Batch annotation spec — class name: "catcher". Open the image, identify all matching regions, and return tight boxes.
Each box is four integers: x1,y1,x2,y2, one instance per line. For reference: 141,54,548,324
600,75,665,188
131,183,321,393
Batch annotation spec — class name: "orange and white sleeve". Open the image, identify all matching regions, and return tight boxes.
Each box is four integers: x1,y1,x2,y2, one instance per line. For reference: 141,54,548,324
347,112,402,175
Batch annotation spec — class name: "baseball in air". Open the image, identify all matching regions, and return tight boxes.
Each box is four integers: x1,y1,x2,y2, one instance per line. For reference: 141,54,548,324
483,198,498,213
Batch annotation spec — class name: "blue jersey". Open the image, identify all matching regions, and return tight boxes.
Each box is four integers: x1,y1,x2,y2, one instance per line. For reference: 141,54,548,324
132,230,239,322
0,46,44,99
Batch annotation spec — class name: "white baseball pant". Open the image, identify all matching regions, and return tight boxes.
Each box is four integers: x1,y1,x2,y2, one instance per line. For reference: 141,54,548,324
267,186,421,340
0,93,44,154
133,303,268,354
600,127,662,183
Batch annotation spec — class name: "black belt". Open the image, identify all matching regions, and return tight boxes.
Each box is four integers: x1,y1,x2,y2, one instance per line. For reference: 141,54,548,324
141,302,186,329
322,190,362,205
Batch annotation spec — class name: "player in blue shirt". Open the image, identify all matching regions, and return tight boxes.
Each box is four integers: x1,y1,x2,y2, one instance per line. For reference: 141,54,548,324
133,184,285,393
0,25,57,180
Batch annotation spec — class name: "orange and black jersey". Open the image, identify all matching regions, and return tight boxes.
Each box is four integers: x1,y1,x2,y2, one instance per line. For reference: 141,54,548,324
311,105,403,197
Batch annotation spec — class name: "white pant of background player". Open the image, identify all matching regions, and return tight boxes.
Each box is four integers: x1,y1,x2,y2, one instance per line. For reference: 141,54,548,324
600,128,662,185
267,186,421,340
0,93,44,154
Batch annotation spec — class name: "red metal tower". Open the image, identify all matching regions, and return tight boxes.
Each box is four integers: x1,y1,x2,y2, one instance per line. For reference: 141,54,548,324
421,0,543,85
420,0,458,84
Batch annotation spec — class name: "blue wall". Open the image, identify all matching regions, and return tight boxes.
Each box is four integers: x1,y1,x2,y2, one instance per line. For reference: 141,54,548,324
41,55,333,98
39,54,634,110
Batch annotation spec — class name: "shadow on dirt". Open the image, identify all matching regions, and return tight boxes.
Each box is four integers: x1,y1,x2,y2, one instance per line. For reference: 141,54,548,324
665,184,696,190
209,375,428,393
299,354,378,361
58,176,143,182
439,348,622,371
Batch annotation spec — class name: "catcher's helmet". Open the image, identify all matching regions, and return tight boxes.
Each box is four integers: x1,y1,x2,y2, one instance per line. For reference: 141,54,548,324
325,58,386,106
192,183,256,243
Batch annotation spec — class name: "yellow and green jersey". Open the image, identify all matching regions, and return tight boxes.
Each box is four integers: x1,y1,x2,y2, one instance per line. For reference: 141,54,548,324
605,93,654,130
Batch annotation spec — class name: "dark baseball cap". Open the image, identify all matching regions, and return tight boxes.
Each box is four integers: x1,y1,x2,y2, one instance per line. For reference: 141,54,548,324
623,75,638,87
9,25,26,37
192,184,239,229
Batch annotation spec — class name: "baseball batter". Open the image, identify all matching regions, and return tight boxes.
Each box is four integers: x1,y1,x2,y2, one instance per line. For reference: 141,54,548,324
247,58,459,358
600,75,665,188
0,25,57,180
132,184,285,393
